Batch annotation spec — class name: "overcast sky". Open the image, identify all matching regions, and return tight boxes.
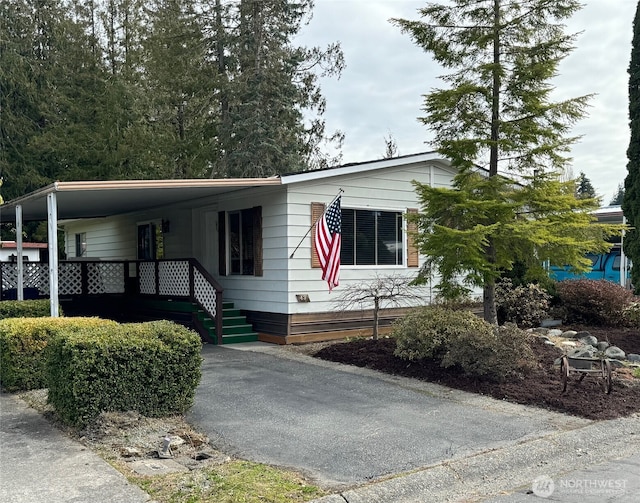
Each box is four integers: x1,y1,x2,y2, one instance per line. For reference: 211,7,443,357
298,0,637,204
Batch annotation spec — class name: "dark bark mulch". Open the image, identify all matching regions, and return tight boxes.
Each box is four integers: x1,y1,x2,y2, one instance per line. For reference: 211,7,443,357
313,327,640,421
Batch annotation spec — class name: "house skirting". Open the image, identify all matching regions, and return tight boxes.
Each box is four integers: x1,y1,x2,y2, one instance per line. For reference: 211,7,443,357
243,307,413,345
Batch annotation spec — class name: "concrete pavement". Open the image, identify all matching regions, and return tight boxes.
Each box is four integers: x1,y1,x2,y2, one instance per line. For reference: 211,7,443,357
0,392,150,503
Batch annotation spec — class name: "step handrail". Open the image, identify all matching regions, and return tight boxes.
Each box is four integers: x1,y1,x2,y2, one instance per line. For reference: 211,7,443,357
188,258,224,344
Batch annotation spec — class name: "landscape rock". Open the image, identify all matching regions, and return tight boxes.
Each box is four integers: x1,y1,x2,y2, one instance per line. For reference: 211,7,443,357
120,446,142,458
129,458,189,476
596,341,610,351
578,335,598,347
628,353,640,363
575,331,592,339
561,341,577,347
605,346,626,360
568,347,597,359
561,330,578,338
547,329,564,337
532,327,549,335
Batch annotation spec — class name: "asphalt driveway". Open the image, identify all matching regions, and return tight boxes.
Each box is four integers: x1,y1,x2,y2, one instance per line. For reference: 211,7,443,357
187,343,578,489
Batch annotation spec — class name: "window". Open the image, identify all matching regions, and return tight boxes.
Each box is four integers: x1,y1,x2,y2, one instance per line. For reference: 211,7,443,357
219,207,263,276
229,209,255,275
341,208,403,266
75,233,86,257
137,222,164,260
612,254,621,271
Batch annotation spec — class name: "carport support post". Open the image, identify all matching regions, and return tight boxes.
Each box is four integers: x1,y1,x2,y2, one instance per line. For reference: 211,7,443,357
47,192,59,317
16,205,24,300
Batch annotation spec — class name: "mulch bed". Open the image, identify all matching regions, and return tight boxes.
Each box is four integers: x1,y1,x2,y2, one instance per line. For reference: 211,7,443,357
313,326,640,421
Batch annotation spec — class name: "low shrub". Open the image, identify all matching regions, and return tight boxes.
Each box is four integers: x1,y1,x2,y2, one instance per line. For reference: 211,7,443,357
555,279,635,326
0,299,58,319
393,307,533,381
46,320,202,427
495,279,550,328
622,301,640,327
0,317,117,391
392,307,482,361
441,323,535,380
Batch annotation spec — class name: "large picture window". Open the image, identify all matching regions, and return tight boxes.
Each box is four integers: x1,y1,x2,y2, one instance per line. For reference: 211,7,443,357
341,209,403,266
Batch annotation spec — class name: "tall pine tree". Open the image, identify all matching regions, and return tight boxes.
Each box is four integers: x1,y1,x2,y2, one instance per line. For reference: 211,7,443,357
394,1,622,323
575,172,597,200
623,1,640,294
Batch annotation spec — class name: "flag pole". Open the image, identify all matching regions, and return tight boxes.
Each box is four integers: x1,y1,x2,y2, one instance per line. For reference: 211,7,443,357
289,188,343,259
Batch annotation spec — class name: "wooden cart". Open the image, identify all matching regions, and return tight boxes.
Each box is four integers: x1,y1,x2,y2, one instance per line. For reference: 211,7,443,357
560,355,612,394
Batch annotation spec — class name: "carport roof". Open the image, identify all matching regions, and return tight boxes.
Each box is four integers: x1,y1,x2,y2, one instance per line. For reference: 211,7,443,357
0,152,452,223
0,178,282,223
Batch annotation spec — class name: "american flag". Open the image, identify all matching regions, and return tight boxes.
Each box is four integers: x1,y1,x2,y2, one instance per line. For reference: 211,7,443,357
314,196,341,291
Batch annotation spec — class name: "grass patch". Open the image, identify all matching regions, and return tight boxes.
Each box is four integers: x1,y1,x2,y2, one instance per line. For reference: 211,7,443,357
129,459,325,503
634,367,640,379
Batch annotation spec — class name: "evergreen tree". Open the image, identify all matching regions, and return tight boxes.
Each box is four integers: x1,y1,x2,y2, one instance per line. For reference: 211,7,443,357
142,0,213,179
394,1,621,323
216,0,344,177
623,1,640,294
610,183,625,205
1,0,344,198
575,172,597,200
0,0,49,200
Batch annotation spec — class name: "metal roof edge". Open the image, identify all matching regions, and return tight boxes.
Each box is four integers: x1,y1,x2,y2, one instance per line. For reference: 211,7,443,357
279,152,451,185
55,178,282,191
0,182,59,211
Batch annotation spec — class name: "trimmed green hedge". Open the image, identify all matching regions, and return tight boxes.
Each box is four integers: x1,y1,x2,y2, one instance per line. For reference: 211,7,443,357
0,317,117,391
0,299,58,319
46,320,202,427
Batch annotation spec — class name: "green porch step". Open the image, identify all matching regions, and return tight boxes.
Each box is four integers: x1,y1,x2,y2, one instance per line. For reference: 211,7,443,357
195,305,258,345
135,298,258,344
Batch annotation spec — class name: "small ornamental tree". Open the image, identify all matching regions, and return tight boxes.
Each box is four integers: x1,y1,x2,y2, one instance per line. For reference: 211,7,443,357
394,1,625,323
333,274,425,340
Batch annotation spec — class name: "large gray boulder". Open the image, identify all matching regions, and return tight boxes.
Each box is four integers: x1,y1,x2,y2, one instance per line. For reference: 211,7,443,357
578,334,598,347
604,346,626,360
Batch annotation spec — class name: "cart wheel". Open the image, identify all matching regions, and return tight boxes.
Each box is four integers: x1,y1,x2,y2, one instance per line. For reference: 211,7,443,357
602,359,612,394
560,356,569,393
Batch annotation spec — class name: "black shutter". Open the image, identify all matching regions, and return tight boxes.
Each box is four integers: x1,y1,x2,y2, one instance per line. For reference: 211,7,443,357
218,211,226,276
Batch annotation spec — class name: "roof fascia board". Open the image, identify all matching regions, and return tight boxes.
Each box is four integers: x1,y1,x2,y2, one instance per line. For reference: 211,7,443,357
279,152,451,185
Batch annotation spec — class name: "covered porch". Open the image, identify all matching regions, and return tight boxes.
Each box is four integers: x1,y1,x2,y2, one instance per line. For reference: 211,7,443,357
0,179,279,343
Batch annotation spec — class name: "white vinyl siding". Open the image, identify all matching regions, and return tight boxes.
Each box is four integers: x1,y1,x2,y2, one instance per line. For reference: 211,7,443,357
284,160,455,314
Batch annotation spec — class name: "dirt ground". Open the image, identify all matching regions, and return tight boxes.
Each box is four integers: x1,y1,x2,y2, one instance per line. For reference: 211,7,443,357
313,326,640,421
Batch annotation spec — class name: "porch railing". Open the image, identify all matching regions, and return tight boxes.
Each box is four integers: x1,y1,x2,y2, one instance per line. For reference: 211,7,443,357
0,259,224,344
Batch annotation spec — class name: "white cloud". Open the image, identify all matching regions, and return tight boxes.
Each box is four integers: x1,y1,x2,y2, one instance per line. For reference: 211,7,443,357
300,0,637,203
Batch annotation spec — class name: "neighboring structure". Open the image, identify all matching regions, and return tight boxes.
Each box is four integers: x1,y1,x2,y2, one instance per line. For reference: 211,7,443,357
0,152,456,342
549,205,632,287
0,241,47,263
